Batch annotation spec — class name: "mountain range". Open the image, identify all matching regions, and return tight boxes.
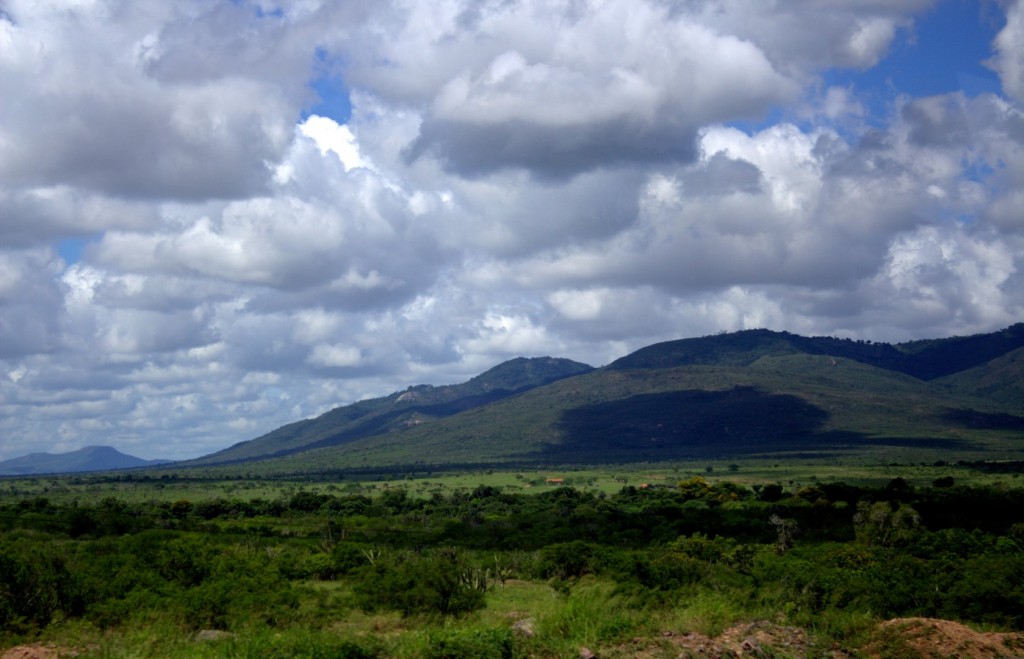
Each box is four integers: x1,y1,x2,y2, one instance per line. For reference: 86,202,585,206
176,323,1024,474
0,446,169,476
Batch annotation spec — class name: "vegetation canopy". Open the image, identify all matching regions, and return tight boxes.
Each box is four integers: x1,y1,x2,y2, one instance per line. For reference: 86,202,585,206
1,473,1024,657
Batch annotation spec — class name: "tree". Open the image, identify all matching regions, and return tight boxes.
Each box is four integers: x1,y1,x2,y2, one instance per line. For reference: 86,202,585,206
677,476,713,502
854,501,922,547
351,548,486,617
769,514,799,555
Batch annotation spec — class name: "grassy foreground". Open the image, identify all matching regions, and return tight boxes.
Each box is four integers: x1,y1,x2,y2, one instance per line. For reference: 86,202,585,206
2,467,1024,657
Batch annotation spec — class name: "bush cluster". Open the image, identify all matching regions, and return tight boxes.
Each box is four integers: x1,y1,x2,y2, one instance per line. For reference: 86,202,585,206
1,477,1023,649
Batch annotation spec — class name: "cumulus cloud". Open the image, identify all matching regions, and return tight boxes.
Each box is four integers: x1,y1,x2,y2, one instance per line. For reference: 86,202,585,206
990,0,1024,102
0,0,1021,461
0,249,66,359
514,92,1024,328
396,2,799,178
0,1,351,201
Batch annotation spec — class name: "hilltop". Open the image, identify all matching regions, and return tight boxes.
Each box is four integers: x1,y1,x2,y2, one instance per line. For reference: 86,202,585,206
0,446,169,476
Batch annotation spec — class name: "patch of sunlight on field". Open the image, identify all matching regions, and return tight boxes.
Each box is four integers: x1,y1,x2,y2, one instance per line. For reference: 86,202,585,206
482,578,561,622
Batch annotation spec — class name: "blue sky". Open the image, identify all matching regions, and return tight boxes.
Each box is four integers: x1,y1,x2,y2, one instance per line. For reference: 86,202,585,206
304,48,352,125
725,0,1004,136
2,0,1023,461
830,0,1002,105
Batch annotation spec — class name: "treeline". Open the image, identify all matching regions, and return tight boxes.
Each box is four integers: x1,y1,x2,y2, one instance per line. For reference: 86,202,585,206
2,478,1024,653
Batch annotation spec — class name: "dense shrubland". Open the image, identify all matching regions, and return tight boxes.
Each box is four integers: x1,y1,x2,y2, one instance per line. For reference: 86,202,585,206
1,476,1023,656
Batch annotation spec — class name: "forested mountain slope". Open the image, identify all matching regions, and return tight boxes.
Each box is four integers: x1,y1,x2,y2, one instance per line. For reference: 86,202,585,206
608,324,1024,379
181,325,1024,474
185,357,593,466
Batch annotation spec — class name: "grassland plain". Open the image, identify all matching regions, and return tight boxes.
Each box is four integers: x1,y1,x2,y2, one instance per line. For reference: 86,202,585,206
2,471,1024,658
3,459,1023,505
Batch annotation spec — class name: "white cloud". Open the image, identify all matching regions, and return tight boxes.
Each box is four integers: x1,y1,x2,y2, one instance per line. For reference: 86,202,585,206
499,91,1024,338
307,344,363,368
990,0,1024,102
0,249,66,358
0,1,348,201
395,1,800,177
680,0,934,73
844,18,898,68
461,312,561,358
299,116,368,172
548,288,609,322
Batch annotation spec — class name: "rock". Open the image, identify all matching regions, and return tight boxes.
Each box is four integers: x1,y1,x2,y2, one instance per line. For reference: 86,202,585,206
511,618,536,638
741,637,766,657
194,630,235,642
579,646,597,659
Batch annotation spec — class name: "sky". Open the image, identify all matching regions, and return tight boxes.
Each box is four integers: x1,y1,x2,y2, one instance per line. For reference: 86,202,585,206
1,0,1023,461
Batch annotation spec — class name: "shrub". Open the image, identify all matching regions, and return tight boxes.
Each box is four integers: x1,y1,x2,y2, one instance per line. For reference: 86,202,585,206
0,540,85,633
632,552,705,591
181,572,301,630
423,627,514,659
351,548,487,617
536,541,598,580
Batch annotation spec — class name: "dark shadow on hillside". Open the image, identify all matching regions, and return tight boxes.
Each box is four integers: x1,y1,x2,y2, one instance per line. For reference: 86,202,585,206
940,408,1024,431
543,387,971,462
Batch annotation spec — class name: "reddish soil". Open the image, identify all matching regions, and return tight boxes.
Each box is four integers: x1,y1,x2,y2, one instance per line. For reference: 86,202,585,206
610,617,1024,658
610,620,851,658
0,646,61,659
862,617,1024,659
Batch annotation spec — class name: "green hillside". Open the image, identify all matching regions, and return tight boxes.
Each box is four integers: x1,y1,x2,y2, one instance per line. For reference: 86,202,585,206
933,346,1024,413
185,356,593,466
177,325,1024,476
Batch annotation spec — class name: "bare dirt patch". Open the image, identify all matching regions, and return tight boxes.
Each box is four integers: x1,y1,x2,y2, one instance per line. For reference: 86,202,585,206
0,645,61,659
608,617,1024,658
608,620,851,658
862,617,1024,659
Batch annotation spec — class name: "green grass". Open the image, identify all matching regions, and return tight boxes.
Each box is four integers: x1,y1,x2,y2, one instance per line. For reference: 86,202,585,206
14,578,986,658
33,620,386,658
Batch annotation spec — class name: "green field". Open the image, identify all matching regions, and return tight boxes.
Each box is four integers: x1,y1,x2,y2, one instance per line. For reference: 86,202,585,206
4,459,1023,505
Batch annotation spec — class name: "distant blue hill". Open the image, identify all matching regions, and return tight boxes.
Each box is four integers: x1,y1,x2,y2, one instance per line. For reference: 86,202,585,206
0,445,171,476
